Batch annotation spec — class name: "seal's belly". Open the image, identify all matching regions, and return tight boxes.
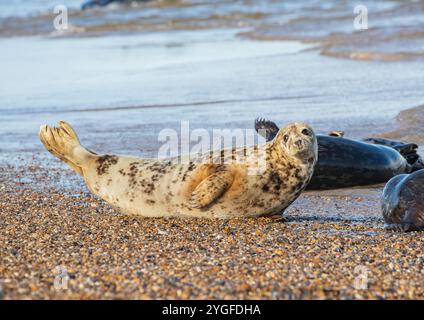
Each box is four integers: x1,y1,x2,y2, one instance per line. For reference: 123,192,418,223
84,156,301,218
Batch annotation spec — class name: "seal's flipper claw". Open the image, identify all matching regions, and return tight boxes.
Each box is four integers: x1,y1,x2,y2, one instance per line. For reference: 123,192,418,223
190,171,234,208
254,118,280,141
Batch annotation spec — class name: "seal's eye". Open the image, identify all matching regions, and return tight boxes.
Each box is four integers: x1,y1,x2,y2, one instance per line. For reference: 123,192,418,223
283,134,289,143
301,128,311,136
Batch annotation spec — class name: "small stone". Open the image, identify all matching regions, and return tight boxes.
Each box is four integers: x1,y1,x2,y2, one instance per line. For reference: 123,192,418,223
157,229,168,235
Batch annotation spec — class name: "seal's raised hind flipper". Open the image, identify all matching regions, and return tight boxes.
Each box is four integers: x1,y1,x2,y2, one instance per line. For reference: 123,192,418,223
190,170,234,208
39,121,95,175
255,118,280,142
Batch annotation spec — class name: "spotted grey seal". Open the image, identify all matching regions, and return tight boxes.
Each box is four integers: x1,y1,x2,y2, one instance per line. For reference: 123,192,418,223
381,169,424,232
255,118,415,190
39,120,317,218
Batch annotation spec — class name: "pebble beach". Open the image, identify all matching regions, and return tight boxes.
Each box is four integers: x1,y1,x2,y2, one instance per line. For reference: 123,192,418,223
2,162,424,300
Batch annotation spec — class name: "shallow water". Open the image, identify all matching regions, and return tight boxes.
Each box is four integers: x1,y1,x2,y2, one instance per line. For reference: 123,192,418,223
1,28,424,154
2,0,424,60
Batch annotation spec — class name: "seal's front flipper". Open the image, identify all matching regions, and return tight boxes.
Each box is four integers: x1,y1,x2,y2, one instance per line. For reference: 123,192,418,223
39,121,94,175
190,171,234,208
255,118,280,142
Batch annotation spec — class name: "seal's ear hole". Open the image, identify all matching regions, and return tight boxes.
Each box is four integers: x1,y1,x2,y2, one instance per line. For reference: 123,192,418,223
283,134,289,143
301,128,311,136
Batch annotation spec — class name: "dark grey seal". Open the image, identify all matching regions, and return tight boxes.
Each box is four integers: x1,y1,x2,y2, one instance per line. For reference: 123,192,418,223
381,169,424,232
255,118,423,190
81,0,149,10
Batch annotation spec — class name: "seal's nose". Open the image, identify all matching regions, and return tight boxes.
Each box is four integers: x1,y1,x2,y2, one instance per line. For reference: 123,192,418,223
295,140,302,147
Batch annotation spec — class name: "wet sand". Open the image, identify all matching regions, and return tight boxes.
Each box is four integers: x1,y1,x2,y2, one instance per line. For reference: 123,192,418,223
2,157,424,300
378,104,424,144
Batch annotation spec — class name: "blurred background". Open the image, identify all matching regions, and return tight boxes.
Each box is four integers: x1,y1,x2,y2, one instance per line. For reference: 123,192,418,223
1,0,424,165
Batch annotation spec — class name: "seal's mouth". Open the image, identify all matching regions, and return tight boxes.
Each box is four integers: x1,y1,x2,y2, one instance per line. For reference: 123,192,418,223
292,136,317,161
294,134,313,150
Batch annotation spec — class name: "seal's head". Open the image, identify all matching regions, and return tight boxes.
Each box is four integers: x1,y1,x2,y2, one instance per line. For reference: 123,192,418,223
274,122,318,163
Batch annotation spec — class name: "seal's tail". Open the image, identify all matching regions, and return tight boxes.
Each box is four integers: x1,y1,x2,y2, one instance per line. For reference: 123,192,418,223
39,121,93,175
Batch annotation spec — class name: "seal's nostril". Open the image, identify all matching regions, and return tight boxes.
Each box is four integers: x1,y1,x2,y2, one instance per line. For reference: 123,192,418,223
295,140,302,147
